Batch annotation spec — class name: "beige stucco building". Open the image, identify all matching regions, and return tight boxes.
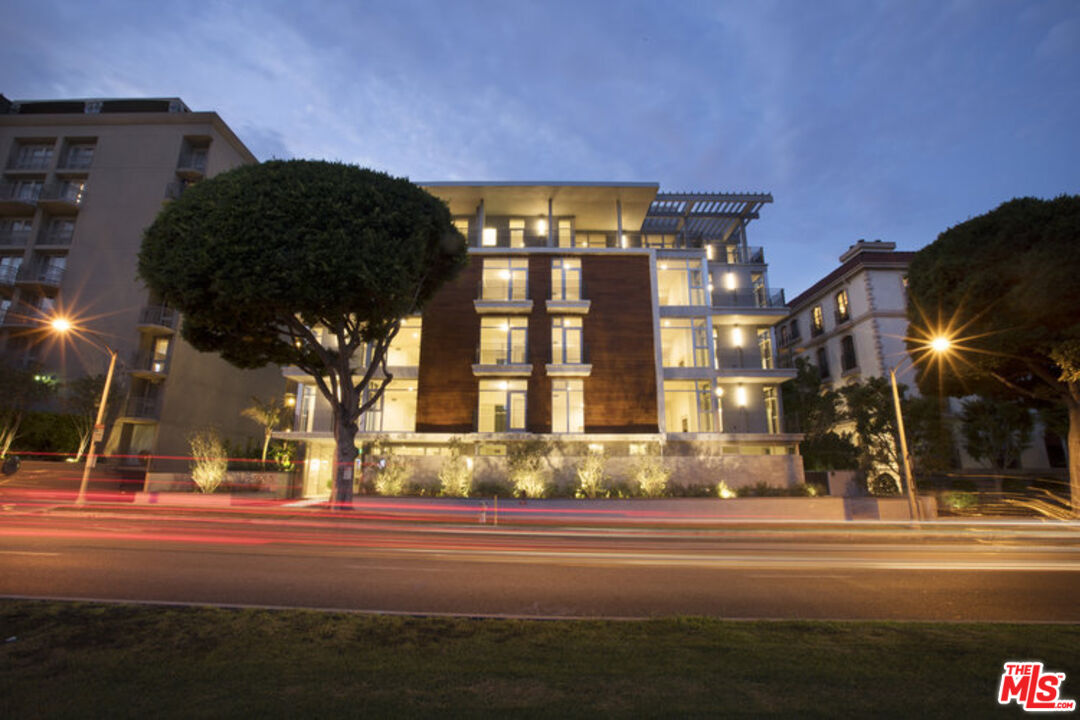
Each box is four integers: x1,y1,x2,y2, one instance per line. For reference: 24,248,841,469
0,96,282,476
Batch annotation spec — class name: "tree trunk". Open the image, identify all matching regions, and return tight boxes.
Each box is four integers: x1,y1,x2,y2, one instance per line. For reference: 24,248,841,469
261,430,271,463
331,409,359,508
1068,399,1080,518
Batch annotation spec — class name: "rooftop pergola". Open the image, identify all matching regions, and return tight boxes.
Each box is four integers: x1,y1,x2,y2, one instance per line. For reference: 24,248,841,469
642,191,772,245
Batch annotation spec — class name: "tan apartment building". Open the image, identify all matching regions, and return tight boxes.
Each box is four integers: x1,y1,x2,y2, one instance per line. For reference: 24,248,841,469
0,96,282,476
280,182,802,497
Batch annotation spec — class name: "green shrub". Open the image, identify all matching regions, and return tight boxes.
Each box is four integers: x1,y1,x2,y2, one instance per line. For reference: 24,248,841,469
633,456,670,498
941,490,977,511
868,473,901,496
472,477,513,497
716,481,736,499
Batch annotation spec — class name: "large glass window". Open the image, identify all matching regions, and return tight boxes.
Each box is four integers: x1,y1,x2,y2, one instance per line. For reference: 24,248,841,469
509,218,525,248
41,217,75,245
811,305,824,336
551,317,583,364
557,219,573,248
479,317,528,365
835,289,850,323
386,317,422,366
481,258,528,301
63,143,95,169
757,329,773,369
478,379,527,432
661,317,710,368
658,259,706,306
764,386,780,434
664,380,715,433
13,143,53,170
551,258,582,301
361,380,417,432
552,379,584,433
841,335,858,371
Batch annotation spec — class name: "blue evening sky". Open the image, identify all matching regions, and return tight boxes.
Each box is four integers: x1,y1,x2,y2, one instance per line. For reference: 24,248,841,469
3,0,1078,296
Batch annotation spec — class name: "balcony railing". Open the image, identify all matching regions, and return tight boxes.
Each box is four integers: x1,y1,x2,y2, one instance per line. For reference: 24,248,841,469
0,181,42,204
549,345,590,365
475,344,529,366
15,264,64,289
37,229,74,246
0,229,30,247
477,278,530,302
124,397,160,419
138,305,178,331
176,149,208,176
0,265,17,288
9,154,52,171
549,277,587,303
131,350,170,375
710,287,786,309
38,181,86,208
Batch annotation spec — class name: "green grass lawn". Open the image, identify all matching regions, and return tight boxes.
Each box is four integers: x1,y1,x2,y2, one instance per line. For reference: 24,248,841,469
1,601,1076,718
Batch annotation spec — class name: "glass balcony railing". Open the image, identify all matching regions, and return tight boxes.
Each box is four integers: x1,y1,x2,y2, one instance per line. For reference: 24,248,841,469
711,287,786,309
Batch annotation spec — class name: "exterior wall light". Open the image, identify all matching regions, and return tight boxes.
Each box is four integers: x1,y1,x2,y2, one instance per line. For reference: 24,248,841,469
735,385,748,407
537,218,547,235
724,272,737,290
731,326,743,347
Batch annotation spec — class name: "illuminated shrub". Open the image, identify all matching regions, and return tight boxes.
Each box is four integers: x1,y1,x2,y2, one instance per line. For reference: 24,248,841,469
439,438,473,497
575,452,607,499
508,439,551,498
633,456,670,498
716,480,736,499
189,428,227,494
374,456,409,496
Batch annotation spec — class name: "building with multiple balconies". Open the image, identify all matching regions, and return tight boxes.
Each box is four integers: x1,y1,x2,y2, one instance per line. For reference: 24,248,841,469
0,96,282,474
280,183,802,496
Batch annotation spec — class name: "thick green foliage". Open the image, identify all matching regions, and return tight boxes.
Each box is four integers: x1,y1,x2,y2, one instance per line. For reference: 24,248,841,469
139,161,467,370
960,396,1033,470
906,195,1080,402
781,358,858,470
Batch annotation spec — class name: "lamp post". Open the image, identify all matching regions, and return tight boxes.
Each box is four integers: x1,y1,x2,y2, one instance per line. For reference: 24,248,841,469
890,336,952,522
50,317,117,506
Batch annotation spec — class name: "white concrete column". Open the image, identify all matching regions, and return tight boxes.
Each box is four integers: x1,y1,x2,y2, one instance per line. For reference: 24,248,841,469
616,198,624,248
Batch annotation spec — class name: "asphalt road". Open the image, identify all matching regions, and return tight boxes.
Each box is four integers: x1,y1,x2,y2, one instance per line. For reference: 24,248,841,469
2,507,1079,621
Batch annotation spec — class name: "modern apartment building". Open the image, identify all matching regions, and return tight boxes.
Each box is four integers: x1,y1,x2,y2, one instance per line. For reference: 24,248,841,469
0,96,282,475
780,239,1059,471
282,182,802,496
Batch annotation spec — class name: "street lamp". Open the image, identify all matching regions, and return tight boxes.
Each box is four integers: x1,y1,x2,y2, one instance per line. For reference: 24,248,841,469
50,317,117,506
890,335,951,522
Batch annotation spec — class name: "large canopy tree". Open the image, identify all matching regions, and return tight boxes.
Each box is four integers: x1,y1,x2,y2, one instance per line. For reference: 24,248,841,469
139,160,467,506
906,195,1080,513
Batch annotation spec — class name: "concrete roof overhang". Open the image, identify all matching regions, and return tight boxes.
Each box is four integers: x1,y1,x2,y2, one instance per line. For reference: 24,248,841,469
420,181,660,232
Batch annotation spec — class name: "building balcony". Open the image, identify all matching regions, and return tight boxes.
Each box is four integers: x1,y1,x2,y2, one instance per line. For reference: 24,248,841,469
137,305,178,334
711,287,785,309
547,279,589,314
129,350,170,380
36,230,73,247
472,346,532,376
0,182,41,213
15,264,64,294
7,156,52,172
0,228,30,248
474,280,532,314
176,150,208,179
0,265,17,295
122,396,160,421
37,181,86,213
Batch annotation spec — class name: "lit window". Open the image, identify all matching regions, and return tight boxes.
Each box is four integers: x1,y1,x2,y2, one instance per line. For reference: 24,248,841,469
479,317,528,365
764,387,779,434
361,380,417,432
835,289,850,322
385,317,422,367
661,317,710,368
664,380,715,433
757,329,773,370
657,259,707,306
453,218,469,242
482,228,497,247
478,379,527,432
551,317,583,364
557,219,573,248
551,379,584,433
551,258,582,301
509,218,525,248
811,306,824,336
481,258,528,300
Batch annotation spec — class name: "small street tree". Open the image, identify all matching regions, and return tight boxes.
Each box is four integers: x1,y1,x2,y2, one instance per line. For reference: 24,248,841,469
241,396,291,463
959,396,1033,471
906,195,1080,513
0,360,54,458
139,161,467,506
781,358,858,471
65,373,124,462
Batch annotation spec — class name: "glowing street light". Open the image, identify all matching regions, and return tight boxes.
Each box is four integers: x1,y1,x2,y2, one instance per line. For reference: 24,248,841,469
891,335,953,522
50,316,117,506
